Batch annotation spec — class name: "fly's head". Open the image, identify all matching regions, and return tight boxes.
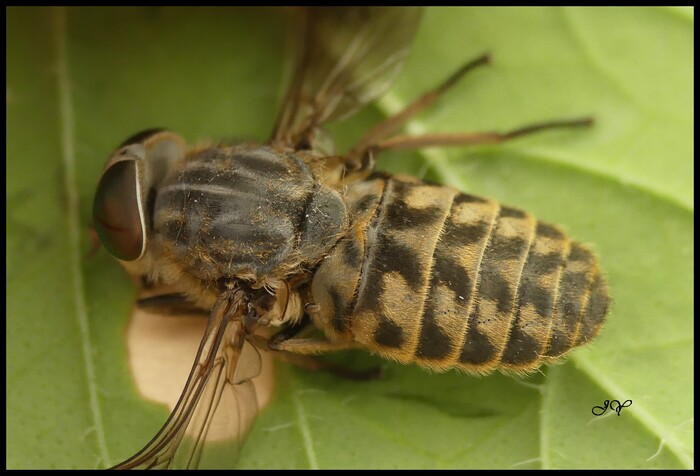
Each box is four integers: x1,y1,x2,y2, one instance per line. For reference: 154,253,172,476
92,129,187,287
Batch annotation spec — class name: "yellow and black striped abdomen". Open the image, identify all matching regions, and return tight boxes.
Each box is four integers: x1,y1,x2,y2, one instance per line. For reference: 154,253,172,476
310,175,609,374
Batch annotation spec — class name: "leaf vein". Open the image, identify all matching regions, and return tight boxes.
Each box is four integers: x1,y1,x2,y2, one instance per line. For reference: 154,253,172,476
54,7,111,468
291,389,319,469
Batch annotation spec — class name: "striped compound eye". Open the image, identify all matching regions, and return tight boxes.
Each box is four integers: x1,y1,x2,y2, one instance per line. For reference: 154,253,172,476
93,152,146,261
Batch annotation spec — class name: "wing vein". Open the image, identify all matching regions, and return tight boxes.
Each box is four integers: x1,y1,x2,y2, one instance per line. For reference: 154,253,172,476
314,23,370,119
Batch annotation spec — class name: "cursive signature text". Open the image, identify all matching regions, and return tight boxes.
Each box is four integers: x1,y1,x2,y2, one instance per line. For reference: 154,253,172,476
592,399,632,416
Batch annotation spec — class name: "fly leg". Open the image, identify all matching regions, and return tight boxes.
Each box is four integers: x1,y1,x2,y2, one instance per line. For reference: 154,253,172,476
136,293,209,317
345,52,592,174
263,315,382,381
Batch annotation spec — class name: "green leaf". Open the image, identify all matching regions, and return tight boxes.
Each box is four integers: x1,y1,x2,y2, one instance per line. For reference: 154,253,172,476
7,7,692,469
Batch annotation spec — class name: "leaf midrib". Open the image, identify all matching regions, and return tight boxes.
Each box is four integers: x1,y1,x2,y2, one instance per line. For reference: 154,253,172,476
54,7,111,468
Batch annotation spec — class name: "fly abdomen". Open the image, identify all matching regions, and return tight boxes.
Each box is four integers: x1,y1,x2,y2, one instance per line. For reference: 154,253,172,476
457,211,609,374
311,175,609,374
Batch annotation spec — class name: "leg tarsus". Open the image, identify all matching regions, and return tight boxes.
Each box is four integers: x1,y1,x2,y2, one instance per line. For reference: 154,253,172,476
259,333,382,381
269,337,354,354
136,293,208,317
348,52,493,170
276,351,383,381
368,117,594,154
268,314,312,348
345,49,593,172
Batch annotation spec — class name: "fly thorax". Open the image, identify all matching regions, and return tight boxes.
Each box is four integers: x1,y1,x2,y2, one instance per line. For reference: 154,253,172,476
152,145,350,285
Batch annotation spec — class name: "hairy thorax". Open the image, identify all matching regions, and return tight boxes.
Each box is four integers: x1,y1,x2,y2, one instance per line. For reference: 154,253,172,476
145,144,349,309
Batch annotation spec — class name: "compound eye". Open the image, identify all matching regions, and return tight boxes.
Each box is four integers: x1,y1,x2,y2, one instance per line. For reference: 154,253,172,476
92,159,146,261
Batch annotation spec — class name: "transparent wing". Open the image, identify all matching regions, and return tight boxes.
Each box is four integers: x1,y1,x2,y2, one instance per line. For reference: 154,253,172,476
271,6,423,149
112,293,261,469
